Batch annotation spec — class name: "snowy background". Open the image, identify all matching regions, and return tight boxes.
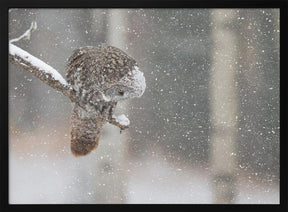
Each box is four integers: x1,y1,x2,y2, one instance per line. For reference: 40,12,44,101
9,9,279,204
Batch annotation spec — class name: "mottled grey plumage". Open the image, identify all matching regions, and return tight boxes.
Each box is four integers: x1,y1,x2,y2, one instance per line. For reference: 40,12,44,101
66,45,146,156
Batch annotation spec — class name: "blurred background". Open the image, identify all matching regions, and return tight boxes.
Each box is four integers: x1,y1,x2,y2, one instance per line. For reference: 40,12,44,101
9,9,279,204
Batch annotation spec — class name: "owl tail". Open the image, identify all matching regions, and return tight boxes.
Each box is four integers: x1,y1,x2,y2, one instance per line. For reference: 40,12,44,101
70,104,102,157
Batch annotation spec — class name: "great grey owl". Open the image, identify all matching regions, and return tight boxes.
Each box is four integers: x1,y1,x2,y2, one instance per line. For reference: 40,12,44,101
66,45,146,156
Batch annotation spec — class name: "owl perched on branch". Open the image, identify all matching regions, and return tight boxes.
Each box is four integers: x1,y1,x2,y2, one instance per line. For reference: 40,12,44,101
66,45,146,156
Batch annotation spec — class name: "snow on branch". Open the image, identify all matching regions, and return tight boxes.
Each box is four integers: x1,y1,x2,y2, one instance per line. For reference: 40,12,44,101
9,43,76,101
110,114,130,131
8,22,130,130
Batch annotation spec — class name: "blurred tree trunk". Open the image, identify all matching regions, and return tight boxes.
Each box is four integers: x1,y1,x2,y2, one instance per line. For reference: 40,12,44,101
209,9,238,204
90,9,129,203
236,9,280,178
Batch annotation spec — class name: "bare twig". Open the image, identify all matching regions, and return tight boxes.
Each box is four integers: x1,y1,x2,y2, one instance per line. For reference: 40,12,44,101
10,21,37,44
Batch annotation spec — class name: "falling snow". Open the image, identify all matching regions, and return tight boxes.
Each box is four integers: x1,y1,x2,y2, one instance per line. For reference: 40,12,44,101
9,8,279,204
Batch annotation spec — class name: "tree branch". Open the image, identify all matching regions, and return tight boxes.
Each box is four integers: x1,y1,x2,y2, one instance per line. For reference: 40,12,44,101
109,115,130,131
10,21,37,43
9,24,130,130
9,43,77,101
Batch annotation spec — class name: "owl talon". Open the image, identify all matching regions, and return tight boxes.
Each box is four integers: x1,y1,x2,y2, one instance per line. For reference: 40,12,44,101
117,123,129,130
119,126,128,134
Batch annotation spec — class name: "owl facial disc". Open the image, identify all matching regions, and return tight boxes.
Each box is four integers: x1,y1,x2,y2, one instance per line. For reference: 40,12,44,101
102,66,146,102
119,66,146,98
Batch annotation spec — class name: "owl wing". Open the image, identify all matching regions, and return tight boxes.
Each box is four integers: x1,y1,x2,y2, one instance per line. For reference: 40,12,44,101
70,104,104,157
66,46,99,86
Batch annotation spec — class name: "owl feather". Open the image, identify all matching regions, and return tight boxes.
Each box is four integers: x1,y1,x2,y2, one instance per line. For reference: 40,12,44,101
70,104,103,156
66,45,146,156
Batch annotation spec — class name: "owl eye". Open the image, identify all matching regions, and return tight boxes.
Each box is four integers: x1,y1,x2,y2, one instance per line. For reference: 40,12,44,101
118,89,124,95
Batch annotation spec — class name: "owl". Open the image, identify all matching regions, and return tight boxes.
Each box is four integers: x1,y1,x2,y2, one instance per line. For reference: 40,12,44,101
66,45,146,156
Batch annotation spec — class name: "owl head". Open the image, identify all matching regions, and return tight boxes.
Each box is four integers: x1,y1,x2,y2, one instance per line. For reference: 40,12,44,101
66,45,146,103
95,45,146,102
102,65,146,102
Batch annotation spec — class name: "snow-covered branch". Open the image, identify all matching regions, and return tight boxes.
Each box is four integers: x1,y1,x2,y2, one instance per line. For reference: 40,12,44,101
9,43,76,101
110,114,130,131
8,22,130,130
